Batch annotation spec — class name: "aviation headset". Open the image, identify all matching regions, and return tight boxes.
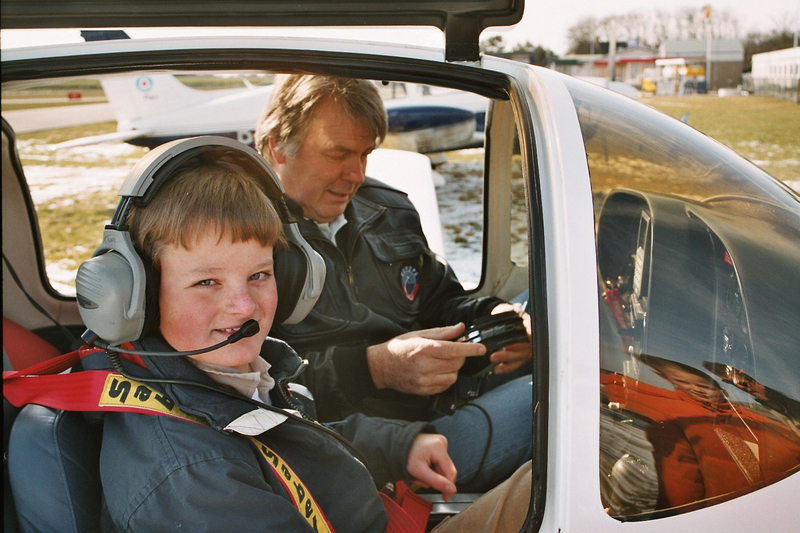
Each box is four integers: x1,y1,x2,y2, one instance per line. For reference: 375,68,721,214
76,136,326,346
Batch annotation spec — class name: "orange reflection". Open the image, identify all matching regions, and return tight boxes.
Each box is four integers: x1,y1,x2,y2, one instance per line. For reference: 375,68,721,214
602,355,800,510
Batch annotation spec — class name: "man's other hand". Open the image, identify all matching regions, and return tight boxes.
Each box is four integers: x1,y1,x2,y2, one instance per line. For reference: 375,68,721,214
366,323,485,395
488,303,532,374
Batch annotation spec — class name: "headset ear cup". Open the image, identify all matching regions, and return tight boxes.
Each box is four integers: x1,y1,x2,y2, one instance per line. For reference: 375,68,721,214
277,222,326,325
76,250,145,345
273,242,309,327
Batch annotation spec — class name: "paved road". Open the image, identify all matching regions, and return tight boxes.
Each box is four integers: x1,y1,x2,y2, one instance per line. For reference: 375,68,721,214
3,103,116,133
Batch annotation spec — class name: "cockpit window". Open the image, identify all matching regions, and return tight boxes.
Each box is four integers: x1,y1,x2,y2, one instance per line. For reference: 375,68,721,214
3,77,147,295
5,74,490,294
564,77,800,520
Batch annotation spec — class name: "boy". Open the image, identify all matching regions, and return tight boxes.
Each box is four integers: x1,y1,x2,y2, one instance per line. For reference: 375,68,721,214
81,155,457,531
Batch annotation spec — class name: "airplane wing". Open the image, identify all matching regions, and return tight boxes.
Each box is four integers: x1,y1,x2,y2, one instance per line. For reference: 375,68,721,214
52,129,152,149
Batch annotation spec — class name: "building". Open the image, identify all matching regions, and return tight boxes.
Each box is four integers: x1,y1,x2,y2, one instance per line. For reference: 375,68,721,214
552,39,743,92
592,47,659,88
659,39,744,91
748,47,800,103
552,47,659,89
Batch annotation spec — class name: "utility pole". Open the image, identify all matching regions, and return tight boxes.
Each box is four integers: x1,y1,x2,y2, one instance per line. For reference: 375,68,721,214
703,5,712,91
608,23,617,82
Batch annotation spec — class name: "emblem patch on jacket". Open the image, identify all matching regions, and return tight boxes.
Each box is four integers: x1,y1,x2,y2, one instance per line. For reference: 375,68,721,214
400,265,420,302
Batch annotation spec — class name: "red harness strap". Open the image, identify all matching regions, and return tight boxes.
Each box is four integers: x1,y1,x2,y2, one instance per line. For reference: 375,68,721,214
3,349,430,533
381,482,433,533
2,346,159,416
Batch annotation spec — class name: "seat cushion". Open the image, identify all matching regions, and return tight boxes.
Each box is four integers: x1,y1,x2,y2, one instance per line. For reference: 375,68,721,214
8,404,102,533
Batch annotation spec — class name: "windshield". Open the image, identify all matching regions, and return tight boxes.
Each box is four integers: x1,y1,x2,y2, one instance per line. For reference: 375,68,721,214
564,76,800,520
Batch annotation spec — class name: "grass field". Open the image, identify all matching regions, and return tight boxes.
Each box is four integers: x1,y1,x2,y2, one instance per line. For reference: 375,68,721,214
1,79,106,111
643,95,800,183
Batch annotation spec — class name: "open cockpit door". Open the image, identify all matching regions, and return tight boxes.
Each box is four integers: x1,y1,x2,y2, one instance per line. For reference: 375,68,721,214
1,0,524,62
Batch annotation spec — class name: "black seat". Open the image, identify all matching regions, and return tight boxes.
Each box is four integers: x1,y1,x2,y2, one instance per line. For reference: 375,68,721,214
7,404,103,533
4,398,22,533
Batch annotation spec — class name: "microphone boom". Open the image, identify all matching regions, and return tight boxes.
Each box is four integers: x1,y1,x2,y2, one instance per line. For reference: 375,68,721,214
82,319,260,357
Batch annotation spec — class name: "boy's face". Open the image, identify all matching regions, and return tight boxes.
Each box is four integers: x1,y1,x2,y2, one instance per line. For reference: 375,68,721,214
157,231,277,371
270,97,377,223
663,367,725,404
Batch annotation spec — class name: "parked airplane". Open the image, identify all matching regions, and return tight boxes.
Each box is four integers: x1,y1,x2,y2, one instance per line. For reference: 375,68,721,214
381,81,487,153
54,73,271,149
54,72,487,154
54,32,487,154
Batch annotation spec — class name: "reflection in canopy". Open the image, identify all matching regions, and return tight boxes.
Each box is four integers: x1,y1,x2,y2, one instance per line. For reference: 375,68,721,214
703,362,800,439
601,356,800,516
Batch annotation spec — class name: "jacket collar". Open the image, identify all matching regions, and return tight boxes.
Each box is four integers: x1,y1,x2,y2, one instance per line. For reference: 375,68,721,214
81,335,307,431
135,335,256,428
284,177,385,242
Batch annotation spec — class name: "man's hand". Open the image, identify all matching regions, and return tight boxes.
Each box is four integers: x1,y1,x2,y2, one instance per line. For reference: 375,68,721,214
406,433,457,501
366,323,486,395
488,303,532,374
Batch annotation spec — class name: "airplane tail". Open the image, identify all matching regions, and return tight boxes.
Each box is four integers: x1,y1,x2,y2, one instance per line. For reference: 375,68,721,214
98,75,243,127
80,30,131,42
80,30,243,127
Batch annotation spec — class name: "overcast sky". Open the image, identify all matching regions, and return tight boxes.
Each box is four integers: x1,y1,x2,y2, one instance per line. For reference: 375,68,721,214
491,0,799,53
2,0,798,55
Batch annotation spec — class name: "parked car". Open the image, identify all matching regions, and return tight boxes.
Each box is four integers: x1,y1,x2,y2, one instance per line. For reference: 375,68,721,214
3,1,799,531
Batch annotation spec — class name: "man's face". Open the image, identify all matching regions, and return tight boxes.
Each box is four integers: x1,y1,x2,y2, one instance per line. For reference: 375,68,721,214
271,97,377,223
158,231,276,372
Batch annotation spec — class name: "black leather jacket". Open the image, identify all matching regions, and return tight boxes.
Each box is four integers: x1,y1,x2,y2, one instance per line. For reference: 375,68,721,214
272,178,502,422
81,335,432,532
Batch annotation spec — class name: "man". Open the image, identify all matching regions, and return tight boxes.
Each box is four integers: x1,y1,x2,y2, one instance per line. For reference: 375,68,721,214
256,75,532,492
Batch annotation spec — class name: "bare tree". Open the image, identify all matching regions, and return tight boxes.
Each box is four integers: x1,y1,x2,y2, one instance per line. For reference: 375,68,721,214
651,9,673,48
742,29,797,70
480,35,507,54
675,7,705,40
565,6,744,51
712,11,740,39
615,12,650,46
511,41,557,66
567,16,600,54
765,9,800,36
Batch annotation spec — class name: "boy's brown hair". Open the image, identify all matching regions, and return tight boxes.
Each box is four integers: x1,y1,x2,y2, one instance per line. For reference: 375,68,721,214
128,164,286,269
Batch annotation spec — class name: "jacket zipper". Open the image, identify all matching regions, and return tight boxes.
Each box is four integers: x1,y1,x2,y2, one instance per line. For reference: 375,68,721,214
343,206,385,299
302,202,385,300
275,359,314,421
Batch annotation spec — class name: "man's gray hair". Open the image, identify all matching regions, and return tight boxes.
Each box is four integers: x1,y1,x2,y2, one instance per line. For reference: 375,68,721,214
255,75,388,164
